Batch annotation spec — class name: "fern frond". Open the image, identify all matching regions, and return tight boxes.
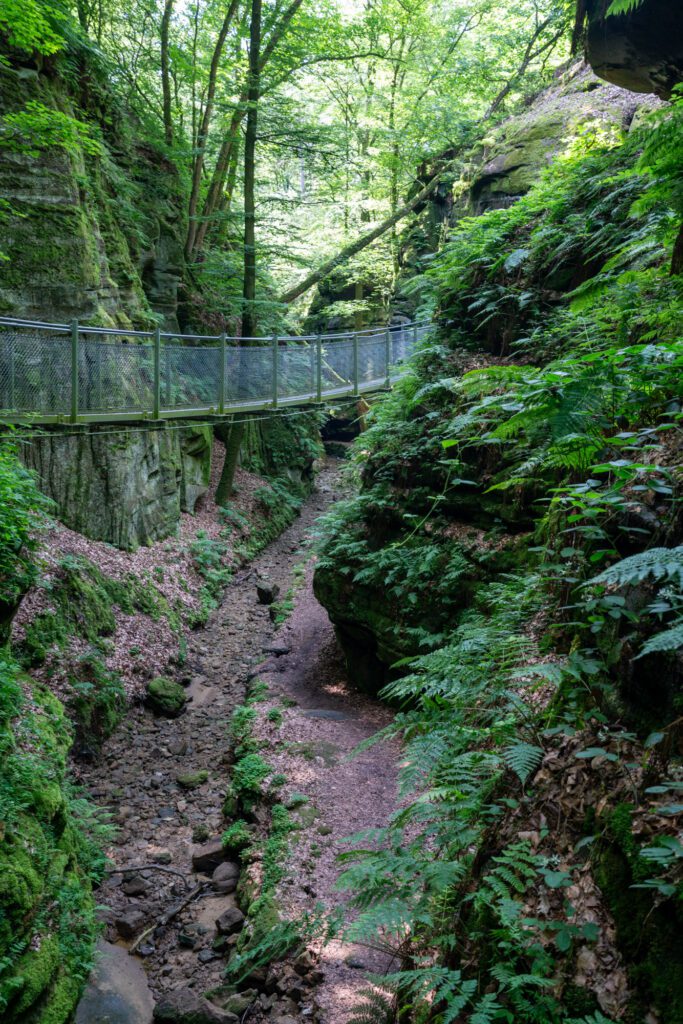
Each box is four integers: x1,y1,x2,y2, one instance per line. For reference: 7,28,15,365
638,619,683,658
503,741,543,784
588,546,683,588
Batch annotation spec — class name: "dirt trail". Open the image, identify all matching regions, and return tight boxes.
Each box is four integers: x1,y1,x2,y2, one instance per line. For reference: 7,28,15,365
78,460,398,1023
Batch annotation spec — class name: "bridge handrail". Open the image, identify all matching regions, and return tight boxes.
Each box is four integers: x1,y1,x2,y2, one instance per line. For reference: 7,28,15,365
0,315,434,424
0,315,432,344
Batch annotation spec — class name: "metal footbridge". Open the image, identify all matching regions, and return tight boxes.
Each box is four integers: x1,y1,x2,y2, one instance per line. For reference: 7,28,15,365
0,316,432,424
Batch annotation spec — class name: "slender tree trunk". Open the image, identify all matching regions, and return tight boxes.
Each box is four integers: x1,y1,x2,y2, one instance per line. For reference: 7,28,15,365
185,0,240,258
217,0,262,503
160,0,175,145
242,0,262,340
279,162,453,305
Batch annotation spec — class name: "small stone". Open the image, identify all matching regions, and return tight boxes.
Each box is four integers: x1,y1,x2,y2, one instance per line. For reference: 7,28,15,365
137,942,155,957
121,875,148,897
156,849,173,864
215,906,245,935
198,948,218,963
262,642,290,656
157,806,175,820
207,989,256,1016
192,837,228,873
169,737,188,756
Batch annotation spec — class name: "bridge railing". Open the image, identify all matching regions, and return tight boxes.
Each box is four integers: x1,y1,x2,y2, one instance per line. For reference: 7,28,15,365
0,317,433,423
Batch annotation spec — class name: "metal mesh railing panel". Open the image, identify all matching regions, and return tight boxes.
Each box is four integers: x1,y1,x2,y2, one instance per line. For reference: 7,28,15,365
224,345,273,406
278,343,316,400
358,331,388,386
162,342,220,410
0,329,71,414
321,338,354,392
78,334,154,413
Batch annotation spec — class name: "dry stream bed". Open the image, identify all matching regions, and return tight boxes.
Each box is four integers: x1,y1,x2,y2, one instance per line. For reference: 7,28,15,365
76,461,398,1024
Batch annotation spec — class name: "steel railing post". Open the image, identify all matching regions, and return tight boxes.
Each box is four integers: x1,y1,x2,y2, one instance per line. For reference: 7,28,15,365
385,328,391,387
70,319,79,422
413,321,418,357
164,343,171,407
9,333,15,409
272,336,279,409
352,332,359,395
219,332,226,413
153,326,161,419
316,336,323,402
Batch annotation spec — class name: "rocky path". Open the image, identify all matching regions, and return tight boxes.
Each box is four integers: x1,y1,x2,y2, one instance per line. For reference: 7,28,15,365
77,460,399,1024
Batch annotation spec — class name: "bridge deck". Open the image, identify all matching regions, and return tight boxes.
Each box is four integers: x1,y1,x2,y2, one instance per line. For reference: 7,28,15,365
0,318,431,424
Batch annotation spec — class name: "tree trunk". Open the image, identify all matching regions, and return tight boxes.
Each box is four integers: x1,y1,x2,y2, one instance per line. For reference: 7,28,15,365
216,0,262,502
242,0,262,340
671,221,683,275
279,162,453,305
185,0,240,259
160,0,175,145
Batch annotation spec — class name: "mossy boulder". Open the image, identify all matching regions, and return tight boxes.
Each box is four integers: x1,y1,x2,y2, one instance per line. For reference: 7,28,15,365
176,769,208,790
145,676,187,717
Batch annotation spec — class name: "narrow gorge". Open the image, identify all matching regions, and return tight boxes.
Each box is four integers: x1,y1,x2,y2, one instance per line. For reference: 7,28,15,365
1,2,682,1024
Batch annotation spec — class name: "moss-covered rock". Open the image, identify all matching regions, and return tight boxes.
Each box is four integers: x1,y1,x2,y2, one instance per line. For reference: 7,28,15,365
0,665,101,1024
145,676,187,717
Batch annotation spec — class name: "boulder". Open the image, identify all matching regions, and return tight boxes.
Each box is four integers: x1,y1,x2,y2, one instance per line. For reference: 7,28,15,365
215,906,245,936
114,908,147,940
256,580,280,605
191,837,228,873
153,987,238,1024
146,677,187,718
211,861,240,894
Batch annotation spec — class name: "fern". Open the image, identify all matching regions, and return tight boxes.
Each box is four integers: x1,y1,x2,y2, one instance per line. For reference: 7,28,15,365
348,988,394,1024
638,620,683,657
589,547,683,588
503,741,544,785
606,0,645,15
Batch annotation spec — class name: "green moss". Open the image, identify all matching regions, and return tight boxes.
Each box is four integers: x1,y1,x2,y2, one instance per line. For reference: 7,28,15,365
176,769,208,790
0,663,101,1024
594,841,683,1024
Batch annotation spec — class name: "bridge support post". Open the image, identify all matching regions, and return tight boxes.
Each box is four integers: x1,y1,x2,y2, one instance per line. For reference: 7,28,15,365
316,336,322,402
352,332,359,396
385,328,391,387
70,319,79,423
219,332,226,414
153,326,161,419
272,336,279,409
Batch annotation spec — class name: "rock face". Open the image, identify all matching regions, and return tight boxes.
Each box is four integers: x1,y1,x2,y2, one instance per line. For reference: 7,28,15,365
584,0,683,99
0,65,184,327
468,62,657,213
20,423,212,549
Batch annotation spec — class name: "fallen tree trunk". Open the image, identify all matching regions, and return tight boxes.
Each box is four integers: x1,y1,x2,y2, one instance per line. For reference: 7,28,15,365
278,162,453,305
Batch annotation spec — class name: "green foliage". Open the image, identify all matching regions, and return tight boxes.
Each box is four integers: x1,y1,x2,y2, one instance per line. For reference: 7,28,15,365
316,93,683,1023
0,438,47,626
0,0,65,58
0,101,102,159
